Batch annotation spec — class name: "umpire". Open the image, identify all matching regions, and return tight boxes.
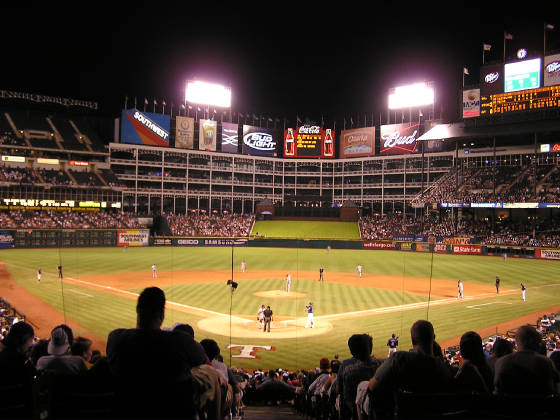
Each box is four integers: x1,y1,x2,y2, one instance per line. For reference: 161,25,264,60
263,305,273,332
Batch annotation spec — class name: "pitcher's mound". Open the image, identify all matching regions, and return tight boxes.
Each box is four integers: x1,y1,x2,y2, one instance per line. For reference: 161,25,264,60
254,290,307,299
197,315,332,339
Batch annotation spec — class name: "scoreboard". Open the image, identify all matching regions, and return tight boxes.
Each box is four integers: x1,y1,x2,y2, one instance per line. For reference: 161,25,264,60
481,85,560,116
283,126,334,158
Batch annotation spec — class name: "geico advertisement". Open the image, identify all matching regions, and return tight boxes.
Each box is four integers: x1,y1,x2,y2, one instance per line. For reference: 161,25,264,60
117,230,149,246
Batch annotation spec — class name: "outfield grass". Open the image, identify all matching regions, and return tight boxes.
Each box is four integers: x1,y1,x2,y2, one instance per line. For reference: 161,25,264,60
251,220,361,239
1,247,559,370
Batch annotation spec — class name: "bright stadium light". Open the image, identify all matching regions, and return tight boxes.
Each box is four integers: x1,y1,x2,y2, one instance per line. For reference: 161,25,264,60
185,80,231,108
388,82,434,110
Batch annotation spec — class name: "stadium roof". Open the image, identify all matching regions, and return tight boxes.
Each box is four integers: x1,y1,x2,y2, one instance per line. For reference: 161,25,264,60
418,118,560,142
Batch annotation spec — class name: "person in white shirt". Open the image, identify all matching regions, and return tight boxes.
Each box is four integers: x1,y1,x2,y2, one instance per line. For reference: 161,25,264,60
357,264,363,278
152,264,157,278
286,274,292,293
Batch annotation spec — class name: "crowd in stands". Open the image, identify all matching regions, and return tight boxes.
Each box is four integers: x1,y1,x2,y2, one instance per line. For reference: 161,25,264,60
1,286,558,419
0,210,143,229
359,213,560,247
166,212,255,237
419,165,560,205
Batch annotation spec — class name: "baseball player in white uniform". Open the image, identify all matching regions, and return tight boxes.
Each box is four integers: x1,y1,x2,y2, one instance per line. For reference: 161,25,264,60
521,283,527,301
285,274,291,293
152,264,157,278
305,302,315,328
357,264,363,278
37,268,42,284
457,279,464,299
257,304,265,328
241,260,246,273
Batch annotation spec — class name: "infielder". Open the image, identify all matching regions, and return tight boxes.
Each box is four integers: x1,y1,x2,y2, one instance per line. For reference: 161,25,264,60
152,264,157,278
285,274,291,293
495,276,500,294
357,264,363,278
521,283,526,301
319,267,324,282
241,260,246,273
57,265,63,279
37,268,41,284
457,279,464,299
305,302,315,328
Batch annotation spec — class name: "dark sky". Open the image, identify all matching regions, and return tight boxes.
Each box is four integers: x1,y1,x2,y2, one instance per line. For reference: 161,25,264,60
2,2,558,125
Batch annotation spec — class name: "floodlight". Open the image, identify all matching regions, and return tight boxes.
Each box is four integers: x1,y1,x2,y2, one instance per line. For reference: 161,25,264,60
388,82,434,109
185,80,231,108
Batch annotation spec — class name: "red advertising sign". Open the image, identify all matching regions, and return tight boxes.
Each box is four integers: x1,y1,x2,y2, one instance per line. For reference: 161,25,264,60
363,241,396,250
379,123,421,155
283,126,334,158
453,245,481,255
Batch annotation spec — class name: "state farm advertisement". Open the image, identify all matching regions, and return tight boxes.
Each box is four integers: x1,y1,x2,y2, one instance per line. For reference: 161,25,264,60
363,241,396,250
379,123,422,155
453,245,481,255
340,127,375,158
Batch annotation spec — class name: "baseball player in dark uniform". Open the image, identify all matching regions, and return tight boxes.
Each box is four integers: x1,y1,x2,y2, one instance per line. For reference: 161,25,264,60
57,265,63,279
305,302,315,328
387,333,399,357
319,267,324,282
495,276,500,294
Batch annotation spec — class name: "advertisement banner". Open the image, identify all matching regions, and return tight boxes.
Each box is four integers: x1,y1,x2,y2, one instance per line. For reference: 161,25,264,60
201,238,248,246
242,125,278,157
462,89,480,118
117,230,149,247
444,237,473,245
283,126,334,158
400,242,414,251
363,241,396,250
379,123,422,155
340,127,375,158
480,63,503,97
434,243,448,254
536,249,560,260
544,54,560,87
175,116,195,149
199,119,217,151
222,122,239,154
121,109,170,147
0,230,14,248
453,245,481,255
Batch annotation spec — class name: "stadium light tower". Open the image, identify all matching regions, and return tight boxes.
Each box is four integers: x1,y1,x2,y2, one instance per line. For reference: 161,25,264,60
387,81,435,123
185,80,232,109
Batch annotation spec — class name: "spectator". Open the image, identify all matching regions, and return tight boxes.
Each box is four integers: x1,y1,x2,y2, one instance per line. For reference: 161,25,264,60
106,286,206,418
367,320,454,418
488,337,514,374
71,336,94,369
35,326,87,375
454,331,493,394
494,325,559,396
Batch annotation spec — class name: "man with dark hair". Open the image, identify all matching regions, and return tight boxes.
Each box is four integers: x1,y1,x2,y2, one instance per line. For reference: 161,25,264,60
367,320,453,418
71,336,93,368
106,286,206,418
263,306,273,332
494,325,558,395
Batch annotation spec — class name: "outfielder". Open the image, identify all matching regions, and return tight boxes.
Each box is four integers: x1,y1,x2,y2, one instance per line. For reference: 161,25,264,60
37,268,41,284
241,260,246,273
521,283,527,301
152,264,157,278
305,302,315,328
285,274,291,293
357,264,363,278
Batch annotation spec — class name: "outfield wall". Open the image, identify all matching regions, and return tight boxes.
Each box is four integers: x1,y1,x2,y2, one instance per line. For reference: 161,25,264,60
1,229,559,260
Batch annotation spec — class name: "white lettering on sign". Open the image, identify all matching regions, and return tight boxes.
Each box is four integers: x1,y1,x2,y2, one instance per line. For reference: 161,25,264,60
485,72,500,84
298,126,320,134
133,111,169,140
382,130,418,149
243,132,276,151
546,61,560,73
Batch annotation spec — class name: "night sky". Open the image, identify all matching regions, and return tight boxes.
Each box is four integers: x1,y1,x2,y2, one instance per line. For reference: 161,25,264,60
2,2,558,125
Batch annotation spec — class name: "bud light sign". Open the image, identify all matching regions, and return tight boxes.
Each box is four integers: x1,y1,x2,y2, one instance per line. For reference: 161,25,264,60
242,125,278,157
379,123,422,155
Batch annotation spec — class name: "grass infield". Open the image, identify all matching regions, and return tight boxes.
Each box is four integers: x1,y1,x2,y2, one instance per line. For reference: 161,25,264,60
1,246,559,370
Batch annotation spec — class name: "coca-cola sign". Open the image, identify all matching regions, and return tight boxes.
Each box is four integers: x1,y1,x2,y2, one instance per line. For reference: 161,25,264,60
379,123,422,155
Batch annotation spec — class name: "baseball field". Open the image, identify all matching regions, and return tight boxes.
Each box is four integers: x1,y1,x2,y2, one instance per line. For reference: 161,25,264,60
1,221,559,370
